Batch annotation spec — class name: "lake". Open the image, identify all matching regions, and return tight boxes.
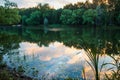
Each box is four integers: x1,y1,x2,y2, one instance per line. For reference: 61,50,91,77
0,26,120,80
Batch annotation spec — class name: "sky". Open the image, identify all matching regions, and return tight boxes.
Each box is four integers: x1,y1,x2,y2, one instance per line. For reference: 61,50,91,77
0,0,89,9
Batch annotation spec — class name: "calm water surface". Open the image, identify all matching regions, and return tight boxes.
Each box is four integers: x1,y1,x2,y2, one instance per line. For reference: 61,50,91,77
0,26,120,79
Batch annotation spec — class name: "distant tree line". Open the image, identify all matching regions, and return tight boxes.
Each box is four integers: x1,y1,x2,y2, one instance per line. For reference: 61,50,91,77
0,0,120,26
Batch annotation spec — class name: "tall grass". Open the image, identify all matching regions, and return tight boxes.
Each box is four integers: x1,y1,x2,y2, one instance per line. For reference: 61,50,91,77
83,49,100,80
80,39,101,80
80,39,120,80
103,54,120,80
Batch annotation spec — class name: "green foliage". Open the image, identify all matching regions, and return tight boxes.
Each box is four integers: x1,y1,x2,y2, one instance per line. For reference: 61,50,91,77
0,62,7,68
82,9,97,25
1,0,120,26
0,70,13,80
60,9,84,25
4,8,21,25
117,13,120,25
37,3,50,11
71,9,84,24
0,6,5,24
43,9,54,24
4,0,17,8
22,15,27,25
50,9,62,24
64,3,75,10
0,0,21,25
20,4,62,25
26,11,42,25
60,9,73,24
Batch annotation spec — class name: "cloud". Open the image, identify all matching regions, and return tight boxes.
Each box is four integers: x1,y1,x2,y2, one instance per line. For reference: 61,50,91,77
1,0,88,9
19,42,80,62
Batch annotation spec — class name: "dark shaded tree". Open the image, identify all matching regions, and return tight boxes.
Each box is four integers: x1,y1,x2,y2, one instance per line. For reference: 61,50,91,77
26,11,42,25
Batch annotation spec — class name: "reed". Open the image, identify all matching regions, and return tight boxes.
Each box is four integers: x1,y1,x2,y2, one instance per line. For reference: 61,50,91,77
80,39,120,80
102,54,120,80
79,39,102,80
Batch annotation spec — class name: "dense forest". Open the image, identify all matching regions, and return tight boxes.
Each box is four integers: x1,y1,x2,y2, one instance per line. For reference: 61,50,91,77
0,0,120,26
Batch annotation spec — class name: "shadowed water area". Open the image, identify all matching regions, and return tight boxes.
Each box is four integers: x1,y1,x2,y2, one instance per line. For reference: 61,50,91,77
0,26,120,80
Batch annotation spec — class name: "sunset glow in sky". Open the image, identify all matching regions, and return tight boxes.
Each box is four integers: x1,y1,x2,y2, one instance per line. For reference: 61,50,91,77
0,0,92,9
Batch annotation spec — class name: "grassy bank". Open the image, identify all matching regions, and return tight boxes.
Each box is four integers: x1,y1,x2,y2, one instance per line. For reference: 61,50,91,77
0,63,32,80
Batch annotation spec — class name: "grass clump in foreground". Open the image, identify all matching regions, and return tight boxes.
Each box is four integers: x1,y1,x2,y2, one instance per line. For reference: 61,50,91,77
0,62,32,80
0,69,14,80
103,55,120,80
80,39,120,80
80,39,101,80
83,48,100,80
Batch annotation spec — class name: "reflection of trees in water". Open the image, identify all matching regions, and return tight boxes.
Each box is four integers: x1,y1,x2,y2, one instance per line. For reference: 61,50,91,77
0,32,22,62
0,27,119,55
0,33,21,52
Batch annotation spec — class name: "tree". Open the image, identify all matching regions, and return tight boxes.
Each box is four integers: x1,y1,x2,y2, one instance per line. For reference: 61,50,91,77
96,3,107,26
21,15,27,25
37,3,51,12
60,9,73,24
50,9,62,24
4,0,17,8
37,3,54,24
4,8,21,25
74,2,84,9
43,9,53,24
64,3,76,10
105,0,120,25
0,0,21,25
0,6,5,25
71,9,84,24
26,11,42,25
84,0,92,9
37,3,51,15
82,9,97,25
117,13,120,25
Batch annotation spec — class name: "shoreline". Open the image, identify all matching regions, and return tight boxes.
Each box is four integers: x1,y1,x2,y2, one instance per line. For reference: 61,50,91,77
0,66,32,80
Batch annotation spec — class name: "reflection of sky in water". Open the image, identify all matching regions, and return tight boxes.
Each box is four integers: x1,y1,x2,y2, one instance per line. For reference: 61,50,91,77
3,41,116,79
